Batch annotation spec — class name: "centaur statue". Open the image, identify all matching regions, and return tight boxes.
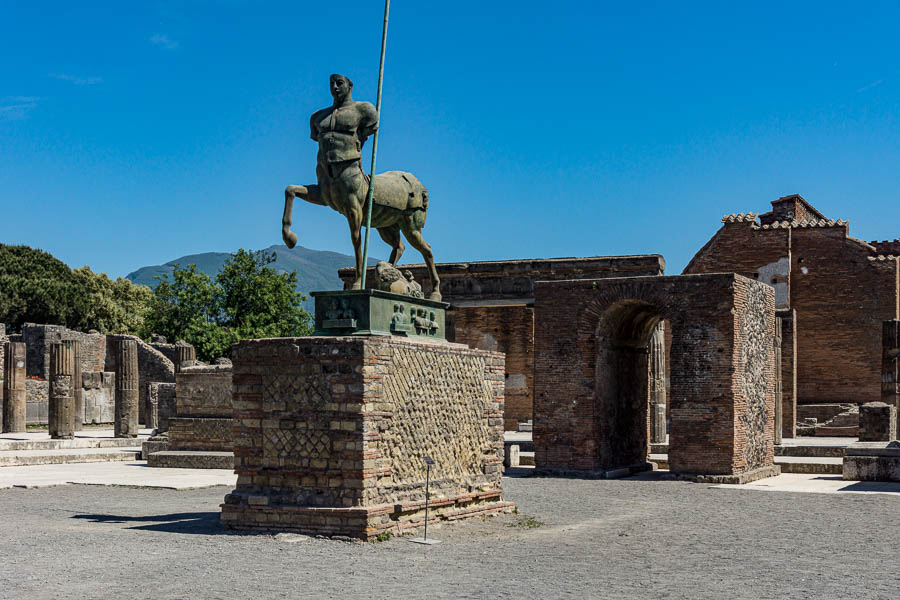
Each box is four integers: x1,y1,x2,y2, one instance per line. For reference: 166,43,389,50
281,74,441,300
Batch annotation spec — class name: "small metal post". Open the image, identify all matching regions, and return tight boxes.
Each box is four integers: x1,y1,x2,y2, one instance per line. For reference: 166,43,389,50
410,455,440,545
423,462,430,541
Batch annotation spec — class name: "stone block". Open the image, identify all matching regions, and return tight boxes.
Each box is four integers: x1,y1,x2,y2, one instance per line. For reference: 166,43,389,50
843,442,900,481
858,402,897,442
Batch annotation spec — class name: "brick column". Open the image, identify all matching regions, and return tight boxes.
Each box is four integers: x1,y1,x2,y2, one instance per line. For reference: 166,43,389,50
774,318,783,445
115,338,139,438
777,309,797,438
649,322,667,444
883,320,900,414
3,342,26,433
49,341,76,439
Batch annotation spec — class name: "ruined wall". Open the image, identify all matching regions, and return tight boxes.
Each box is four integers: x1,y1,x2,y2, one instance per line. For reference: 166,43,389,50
338,256,665,430
450,305,533,430
223,336,509,539
790,228,899,405
685,204,900,411
533,273,776,477
82,372,115,424
21,324,106,379
778,309,798,438
25,378,49,424
106,335,175,425
149,382,176,432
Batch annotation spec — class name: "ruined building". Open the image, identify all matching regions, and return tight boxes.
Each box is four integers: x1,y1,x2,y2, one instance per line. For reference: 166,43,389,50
684,194,900,435
340,256,665,430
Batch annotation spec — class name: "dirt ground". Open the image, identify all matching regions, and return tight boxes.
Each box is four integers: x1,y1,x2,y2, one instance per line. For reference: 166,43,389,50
0,472,897,600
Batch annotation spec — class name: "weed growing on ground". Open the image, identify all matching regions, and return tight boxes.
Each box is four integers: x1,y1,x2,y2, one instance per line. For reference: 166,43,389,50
508,515,544,529
375,531,393,542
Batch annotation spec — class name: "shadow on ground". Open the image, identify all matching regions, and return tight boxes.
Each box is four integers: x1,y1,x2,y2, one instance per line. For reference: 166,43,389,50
72,511,226,534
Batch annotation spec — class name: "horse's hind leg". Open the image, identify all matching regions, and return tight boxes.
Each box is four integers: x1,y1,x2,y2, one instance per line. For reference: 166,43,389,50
401,226,441,301
377,225,405,265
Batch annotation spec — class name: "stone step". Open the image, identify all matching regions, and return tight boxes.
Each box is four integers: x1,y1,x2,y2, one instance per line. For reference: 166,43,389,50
147,451,234,470
803,426,859,437
775,445,847,458
0,437,146,452
774,456,843,475
649,453,669,470
0,448,142,467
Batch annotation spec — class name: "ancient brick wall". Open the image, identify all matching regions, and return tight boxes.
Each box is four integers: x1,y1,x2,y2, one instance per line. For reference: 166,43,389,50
450,305,533,430
685,201,900,415
533,273,776,477
790,228,899,405
684,219,790,308
778,309,797,438
21,324,106,379
223,336,509,539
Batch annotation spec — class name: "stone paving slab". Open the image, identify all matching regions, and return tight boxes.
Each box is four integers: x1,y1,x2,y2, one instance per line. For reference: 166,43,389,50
711,472,900,495
0,461,237,490
0,447,142,467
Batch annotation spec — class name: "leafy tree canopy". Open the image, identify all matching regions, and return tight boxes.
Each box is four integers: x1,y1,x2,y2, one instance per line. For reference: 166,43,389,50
145,249,312,360
0,244,150,333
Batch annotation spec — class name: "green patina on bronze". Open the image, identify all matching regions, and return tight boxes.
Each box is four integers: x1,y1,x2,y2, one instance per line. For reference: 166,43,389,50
311,290,449,340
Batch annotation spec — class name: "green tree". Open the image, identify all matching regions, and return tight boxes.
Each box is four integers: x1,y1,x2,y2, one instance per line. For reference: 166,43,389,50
145,250,312,360
0,244,88,328
71,266,154,335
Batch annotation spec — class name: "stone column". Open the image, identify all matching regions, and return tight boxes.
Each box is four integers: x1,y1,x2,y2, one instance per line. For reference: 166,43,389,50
882,320,900,414
3,342,27,433
649,322,667,444
49,341,76,439
69,340,84,431
774,317,783,445
115,338,139,438
174,341,196,373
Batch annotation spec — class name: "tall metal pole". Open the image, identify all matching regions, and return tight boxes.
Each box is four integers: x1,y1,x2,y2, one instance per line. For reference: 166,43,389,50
360,0,390,289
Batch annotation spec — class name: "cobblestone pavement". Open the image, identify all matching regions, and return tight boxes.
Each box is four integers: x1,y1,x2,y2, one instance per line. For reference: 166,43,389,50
1,473,898,600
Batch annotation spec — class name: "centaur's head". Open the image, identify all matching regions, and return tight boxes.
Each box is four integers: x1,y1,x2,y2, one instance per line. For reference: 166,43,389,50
330,74,353,104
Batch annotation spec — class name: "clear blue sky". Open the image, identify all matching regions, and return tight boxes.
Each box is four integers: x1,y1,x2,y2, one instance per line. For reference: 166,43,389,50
2,1,899,279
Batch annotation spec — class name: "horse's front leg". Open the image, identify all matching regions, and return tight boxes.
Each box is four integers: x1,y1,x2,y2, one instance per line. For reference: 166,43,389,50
283,184,323,248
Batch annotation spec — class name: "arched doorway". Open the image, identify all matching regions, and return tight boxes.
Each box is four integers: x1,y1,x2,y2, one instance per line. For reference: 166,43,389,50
594,299,663,472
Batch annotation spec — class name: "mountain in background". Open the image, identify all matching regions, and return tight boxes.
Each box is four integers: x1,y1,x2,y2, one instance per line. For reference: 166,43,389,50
125,245,376,310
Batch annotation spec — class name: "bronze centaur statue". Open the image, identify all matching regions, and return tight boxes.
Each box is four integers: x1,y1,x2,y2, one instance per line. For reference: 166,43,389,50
281,74,441,300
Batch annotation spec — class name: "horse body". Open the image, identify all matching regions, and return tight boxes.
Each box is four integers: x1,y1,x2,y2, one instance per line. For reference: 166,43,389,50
282,168,441,300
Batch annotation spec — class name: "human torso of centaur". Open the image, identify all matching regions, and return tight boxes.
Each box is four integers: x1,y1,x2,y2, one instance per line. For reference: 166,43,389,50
310,101,378,166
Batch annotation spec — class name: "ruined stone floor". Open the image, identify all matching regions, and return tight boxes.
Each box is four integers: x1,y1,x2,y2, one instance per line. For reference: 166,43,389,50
1,473,898,599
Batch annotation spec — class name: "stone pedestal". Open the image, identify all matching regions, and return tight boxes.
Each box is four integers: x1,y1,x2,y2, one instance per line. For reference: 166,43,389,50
221,336,513,540
115,339,139,438
3,342,26,433
49,341,76,439
148,365,233,469
858,402,897,442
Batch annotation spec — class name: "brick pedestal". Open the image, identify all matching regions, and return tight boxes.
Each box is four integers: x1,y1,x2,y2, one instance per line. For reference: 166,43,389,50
221,336,513,540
